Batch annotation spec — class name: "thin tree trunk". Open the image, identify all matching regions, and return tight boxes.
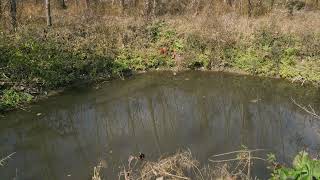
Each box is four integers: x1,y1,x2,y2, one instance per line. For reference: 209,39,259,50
84,0,90,9
10,0,17,30
0,0,2,21
270,0,275,9
144,0,151,20
120,0,125,13
193,0,200,16
239,0,243,14
45,0,52,26
75,0,79,9
247,0,252,17
133,0,138,7
60,0,67,9
152,0,156,16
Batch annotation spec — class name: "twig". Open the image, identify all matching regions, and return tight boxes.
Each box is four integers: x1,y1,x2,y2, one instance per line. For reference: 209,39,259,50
211,149,266,158
209,157,244,163
291,98,320,120
0,152,16,166
209,157,267,163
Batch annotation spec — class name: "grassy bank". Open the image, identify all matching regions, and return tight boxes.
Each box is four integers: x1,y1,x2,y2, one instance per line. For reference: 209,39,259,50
0,3,320,112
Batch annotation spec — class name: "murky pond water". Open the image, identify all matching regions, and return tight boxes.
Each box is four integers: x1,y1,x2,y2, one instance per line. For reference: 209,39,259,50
1,71,320,179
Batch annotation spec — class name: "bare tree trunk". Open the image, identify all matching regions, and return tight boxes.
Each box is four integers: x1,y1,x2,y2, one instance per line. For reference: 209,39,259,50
10,0,17,30
193,0,200,16
152,0,156,16
247,0,252,17
144,0,151,20
60,0,67,9
75,0,79,9
270,0,275,9
239,0,243,14
45,0,52,26
120,0,125,13
0,0,2,21
84,0,90,9
133,0,138,7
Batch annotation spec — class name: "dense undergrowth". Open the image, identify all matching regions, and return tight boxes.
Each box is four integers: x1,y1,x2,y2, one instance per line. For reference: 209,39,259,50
0,8,320,112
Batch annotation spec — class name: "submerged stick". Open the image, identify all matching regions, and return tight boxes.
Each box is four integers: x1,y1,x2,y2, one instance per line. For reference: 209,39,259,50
0,152,16,166
209,157,267,163
210,149,266,158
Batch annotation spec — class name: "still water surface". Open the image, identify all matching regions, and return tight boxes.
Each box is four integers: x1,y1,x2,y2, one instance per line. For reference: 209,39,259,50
1,71,320,179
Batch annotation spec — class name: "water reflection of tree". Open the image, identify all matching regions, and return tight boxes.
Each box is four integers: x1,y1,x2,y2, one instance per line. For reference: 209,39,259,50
147,95,162,155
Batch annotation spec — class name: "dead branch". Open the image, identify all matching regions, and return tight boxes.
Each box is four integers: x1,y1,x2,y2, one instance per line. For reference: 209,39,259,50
291,98,320,120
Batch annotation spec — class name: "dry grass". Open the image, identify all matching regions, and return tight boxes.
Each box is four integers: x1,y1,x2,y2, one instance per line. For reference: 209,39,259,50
2,0,320,44
168,9,320,42
137,151,199,180
1,0,319,33
92,162,103,180
92,150,268,180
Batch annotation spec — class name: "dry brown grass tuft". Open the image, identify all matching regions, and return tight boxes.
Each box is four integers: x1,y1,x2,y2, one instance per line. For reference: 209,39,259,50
92,162,103,180
90,150,267,180
138,151,199,180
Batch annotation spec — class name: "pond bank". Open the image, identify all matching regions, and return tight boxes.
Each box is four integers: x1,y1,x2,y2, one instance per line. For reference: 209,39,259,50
1,12,320,112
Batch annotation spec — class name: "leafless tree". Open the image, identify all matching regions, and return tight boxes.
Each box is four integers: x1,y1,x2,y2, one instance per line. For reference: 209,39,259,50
10,0,17,30
45,0,52,26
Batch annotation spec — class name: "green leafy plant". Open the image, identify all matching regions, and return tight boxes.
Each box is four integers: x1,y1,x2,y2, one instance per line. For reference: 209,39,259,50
270,151,320,180
0,89,33,111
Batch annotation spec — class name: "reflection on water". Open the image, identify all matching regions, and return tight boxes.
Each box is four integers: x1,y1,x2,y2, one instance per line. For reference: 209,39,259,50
1,71,320,179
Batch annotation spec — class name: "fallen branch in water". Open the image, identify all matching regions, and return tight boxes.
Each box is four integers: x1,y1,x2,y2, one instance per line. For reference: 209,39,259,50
210,149,266,158
209,156,267,163
291,98,320,120
0,152,16,166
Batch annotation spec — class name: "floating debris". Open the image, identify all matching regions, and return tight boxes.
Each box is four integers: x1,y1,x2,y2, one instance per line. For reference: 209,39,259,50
250,99,260,103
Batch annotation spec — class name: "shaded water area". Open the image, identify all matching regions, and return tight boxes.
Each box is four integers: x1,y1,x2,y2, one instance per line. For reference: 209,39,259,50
1,71,320,179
